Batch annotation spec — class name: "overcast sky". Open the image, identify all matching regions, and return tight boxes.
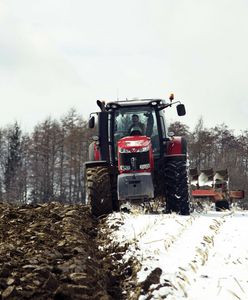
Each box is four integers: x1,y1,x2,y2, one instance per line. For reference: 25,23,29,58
0,0,248,133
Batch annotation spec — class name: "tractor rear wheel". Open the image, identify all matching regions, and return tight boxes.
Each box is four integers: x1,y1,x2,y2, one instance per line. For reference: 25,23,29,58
164,160,190,215
86,166,113,217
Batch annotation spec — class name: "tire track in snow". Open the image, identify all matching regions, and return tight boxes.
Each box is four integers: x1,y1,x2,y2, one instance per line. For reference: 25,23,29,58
106,212,196,278
106,212,199,299
106,212,194,248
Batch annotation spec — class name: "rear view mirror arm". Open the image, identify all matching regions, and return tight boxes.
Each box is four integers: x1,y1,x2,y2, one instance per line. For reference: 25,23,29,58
158,100,182,111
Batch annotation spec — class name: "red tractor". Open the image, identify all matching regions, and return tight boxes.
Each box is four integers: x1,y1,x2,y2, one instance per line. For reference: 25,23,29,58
85,97,190,216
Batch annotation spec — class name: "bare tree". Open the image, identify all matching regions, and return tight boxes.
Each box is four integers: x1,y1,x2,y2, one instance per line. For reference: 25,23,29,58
4,122,22,202
29,118,61,203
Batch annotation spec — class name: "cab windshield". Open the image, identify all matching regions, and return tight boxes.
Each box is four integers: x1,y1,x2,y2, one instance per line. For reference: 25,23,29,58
113,106,160,154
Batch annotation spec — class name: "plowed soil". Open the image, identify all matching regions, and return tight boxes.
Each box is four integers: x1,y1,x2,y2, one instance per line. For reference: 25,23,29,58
2,202,246,300
0,202,129,300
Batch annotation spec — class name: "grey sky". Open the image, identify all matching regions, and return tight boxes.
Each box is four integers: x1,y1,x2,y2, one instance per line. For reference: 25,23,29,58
0,0,248,133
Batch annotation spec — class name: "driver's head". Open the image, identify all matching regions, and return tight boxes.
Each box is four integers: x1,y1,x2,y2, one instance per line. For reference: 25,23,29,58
132,114,139,124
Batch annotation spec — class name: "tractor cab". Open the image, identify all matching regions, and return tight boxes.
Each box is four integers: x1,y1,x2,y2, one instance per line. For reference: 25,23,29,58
105,99,176,163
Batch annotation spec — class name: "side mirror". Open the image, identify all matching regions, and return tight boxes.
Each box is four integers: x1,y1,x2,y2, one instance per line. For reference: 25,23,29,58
88,116,95,128
176,104,186,116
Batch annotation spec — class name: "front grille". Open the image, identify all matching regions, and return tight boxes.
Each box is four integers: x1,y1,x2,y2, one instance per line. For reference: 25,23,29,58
119,151,149,171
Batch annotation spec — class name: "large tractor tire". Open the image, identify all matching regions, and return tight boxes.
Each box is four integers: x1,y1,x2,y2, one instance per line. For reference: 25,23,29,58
85,166,113,217
164,160,190,215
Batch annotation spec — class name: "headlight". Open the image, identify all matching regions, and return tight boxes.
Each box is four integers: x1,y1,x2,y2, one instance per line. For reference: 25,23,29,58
120,165,131,171
136,146,149,152
140,163,150,170
119,148,132,153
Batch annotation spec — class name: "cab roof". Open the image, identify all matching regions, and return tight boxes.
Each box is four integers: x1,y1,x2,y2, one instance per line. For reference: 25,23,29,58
106,98,167,109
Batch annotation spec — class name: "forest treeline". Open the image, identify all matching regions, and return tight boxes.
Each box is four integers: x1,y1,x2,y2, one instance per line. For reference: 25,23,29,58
0,109,92,204
0,110,247,204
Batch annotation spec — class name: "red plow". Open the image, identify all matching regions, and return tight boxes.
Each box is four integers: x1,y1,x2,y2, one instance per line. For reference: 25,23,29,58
190,168,245,211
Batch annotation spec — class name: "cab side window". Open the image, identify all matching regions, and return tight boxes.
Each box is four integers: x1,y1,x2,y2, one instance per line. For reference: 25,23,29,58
160,116,167,139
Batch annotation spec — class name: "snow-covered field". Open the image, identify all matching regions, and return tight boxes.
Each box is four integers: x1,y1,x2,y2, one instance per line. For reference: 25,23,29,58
106,210,248,300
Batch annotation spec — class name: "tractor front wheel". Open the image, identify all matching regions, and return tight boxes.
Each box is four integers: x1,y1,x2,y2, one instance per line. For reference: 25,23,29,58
85,166,113,217
164,160,190,215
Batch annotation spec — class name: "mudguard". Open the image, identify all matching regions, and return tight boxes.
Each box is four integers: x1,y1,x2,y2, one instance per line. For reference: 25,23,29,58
88,141,100,161
166,136,187,159
84,161,109,169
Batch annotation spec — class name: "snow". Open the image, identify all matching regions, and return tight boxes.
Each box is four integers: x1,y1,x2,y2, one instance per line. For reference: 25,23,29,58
107,210,248,299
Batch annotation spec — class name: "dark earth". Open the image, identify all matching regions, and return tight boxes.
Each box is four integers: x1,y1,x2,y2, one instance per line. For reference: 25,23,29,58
0,202,160,299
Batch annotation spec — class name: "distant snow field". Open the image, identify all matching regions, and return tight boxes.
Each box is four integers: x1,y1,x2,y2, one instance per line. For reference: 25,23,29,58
106,210,248,300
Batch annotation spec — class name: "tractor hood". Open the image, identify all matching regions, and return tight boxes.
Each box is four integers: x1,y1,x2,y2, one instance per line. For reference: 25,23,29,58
117,136,154,173
118,136,151,152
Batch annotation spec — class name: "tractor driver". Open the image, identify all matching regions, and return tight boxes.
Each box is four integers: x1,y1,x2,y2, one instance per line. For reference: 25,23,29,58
128,114,145,135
